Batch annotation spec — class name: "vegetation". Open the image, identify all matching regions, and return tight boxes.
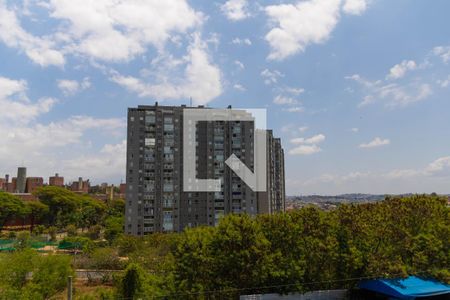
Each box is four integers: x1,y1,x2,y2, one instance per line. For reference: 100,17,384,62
0,193,448,299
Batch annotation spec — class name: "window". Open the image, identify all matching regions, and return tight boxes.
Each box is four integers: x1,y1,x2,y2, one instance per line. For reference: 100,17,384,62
145,138,155,147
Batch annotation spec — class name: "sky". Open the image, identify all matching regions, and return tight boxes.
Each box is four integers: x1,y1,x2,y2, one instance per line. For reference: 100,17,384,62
0,0,449,195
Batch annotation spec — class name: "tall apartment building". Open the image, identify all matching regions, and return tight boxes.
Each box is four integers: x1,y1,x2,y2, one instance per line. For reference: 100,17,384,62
125,104,285,235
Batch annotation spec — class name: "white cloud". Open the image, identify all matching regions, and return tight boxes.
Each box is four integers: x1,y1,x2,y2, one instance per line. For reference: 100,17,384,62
0,75,126,183
291,134,325,145
261,69,284,85
347,74,433,108
0,1,65,67
289,133,325,155
221,0,250,21
0,76,58,124
433,46,450,63
62,140,126,181
289,144,322,155
284,87,305,95
110,35,222,105
284,106,304,113
234,60,245,69
265,0,341,60
299,126,309,133
385,169,422,179
273,95,298,105
48,0,203,62
359,137,390,148
0,0,204,65
292,155,450,194
437,75,450,88
425,156,450,176
351,127,359,133
57,77,91,96
233,84,246,91
342,0,368,15
386,60,417,80
231,37,252,45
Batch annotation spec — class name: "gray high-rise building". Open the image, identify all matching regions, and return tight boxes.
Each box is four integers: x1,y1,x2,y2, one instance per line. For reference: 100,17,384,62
125,104,285,235
16,167,27,193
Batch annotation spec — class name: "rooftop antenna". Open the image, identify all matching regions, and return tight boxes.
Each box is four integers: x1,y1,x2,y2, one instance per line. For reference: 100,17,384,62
189,97,192,107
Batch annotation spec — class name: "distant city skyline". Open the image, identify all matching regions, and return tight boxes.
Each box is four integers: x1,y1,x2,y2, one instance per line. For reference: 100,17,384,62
0,0,449,195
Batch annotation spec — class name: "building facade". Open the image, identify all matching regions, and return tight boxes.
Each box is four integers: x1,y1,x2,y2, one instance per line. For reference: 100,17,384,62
125,104,285,235
70,177,90,193
49,173,64,187
25,177,44,193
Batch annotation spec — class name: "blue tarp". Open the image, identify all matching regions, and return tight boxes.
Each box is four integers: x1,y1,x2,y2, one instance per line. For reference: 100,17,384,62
359,276,450,299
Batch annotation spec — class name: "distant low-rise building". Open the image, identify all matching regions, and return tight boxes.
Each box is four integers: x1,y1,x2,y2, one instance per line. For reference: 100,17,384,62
11,177,17,193
26,177,44,193
49,173,64,187
70,177,90,193
119,183,126,196
0,178,5,191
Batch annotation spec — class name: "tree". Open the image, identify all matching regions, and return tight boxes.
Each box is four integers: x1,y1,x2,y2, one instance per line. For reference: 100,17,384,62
34,186,107,229
107,199,125,218
119,263,146,299
104,216,124,244
0,249,37,289
30,254,74,299
15,231,31,250
33,187,78,227
0,192,29,231
25,201,48,233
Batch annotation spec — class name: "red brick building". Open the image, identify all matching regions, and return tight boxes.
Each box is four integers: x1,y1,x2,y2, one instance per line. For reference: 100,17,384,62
70,177,90,193
119,183,126,195
10,177,17,193
26,177,44,193
49,173,64,187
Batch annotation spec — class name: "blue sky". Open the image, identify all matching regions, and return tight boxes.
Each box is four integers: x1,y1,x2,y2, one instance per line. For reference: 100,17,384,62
0,0,449,195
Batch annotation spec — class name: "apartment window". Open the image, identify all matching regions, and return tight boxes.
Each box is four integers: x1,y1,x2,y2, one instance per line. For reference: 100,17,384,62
145,138,155,147
145,115,155,124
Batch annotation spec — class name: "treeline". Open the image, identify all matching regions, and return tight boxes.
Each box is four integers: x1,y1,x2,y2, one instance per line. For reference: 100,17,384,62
0,187,124,242
149,194,449,298
0,192,448,299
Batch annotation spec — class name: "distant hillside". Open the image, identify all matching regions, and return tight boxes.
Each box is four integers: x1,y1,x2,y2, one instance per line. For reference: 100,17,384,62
288,194,390,204
287,193,450,204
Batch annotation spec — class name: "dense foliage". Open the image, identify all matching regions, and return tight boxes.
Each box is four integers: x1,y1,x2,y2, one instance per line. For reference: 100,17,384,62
0,250,73,299
168,194,449,298
0,193,448,299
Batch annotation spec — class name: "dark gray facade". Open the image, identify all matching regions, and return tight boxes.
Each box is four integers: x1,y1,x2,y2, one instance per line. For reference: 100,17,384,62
125,104,285,235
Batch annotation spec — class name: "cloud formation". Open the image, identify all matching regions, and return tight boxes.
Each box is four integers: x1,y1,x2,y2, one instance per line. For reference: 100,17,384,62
289,134,326,155
110,35,222,105
359,137,390,148
57,77,91,96
386,60,417,80
221,0,250,21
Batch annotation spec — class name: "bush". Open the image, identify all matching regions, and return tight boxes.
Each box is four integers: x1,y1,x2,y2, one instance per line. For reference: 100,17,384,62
15,231,31,250
7,231,16,239
32,225,46,236
0,249,37,288
31,254,74,299
104,216,123,244
89,247,124,270
47,226,57,242
59,236,95,254
66,224,78,237
86,224,102,240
